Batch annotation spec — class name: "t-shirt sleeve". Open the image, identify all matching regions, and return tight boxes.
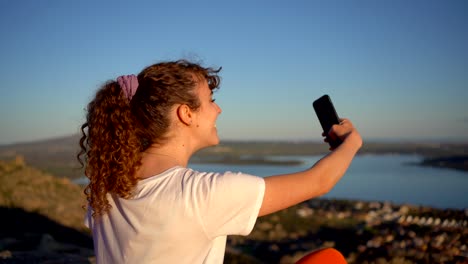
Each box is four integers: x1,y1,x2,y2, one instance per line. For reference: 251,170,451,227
187,170,265,239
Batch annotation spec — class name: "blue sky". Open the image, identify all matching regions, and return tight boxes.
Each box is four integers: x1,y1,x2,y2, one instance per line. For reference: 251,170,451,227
0,0,467,145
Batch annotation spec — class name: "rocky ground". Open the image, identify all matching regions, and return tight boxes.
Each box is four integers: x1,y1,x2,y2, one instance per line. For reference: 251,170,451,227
230,199,467,263
0,157,466,264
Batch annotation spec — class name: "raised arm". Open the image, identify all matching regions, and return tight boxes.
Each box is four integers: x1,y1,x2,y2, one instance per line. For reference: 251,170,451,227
258,119,362,217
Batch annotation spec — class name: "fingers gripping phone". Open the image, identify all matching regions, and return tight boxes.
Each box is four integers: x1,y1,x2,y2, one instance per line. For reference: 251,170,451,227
313,95,343,148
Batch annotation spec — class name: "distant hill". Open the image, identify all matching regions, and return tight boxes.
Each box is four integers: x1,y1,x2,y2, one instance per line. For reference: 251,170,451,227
1,134,467,179
0,135,84,179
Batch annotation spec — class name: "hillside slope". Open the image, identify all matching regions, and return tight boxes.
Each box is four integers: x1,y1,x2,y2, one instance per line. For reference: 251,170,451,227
0,158,94,263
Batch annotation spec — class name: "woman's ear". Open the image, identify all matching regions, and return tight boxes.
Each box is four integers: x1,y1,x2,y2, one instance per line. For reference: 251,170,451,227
176,104,193,126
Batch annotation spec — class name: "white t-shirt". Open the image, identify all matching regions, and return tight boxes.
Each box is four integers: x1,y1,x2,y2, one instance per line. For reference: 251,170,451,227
85,166,265,264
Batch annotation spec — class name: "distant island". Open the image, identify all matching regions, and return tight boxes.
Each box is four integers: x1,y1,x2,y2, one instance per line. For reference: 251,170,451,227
418,155,468,172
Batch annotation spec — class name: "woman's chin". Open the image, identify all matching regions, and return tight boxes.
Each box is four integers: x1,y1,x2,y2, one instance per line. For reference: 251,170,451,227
198,135,220,150
212,135,220,146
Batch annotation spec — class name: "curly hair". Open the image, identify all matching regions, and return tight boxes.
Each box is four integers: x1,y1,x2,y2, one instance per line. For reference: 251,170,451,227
78,60,221,218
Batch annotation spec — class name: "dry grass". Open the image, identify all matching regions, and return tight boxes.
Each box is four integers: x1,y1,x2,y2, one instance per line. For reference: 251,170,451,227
0,158,87,232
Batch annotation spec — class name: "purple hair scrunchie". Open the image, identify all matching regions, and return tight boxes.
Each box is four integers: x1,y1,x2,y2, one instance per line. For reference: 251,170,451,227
117,75,139,100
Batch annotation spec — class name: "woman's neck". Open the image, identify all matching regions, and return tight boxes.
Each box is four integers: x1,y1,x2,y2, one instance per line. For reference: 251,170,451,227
136,143,191,179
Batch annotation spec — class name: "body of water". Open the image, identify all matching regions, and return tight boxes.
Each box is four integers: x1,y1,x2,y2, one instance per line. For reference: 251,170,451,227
189,155,467,210
75,155,468,209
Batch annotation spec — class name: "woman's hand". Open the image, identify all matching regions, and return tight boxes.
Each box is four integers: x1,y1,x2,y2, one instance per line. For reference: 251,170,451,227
323,118,362,151
260,117,363,217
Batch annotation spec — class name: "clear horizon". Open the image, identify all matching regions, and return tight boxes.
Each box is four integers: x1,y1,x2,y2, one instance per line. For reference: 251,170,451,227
1,0,467,145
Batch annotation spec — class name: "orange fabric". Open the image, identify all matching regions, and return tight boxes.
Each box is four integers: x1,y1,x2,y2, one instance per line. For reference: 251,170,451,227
295,248,347,264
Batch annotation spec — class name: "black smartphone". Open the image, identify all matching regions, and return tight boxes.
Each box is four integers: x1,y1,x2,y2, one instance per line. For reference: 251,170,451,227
313,94,342,148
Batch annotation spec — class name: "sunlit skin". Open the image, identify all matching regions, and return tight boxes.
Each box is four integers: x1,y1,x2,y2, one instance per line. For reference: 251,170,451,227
191,79,222,150
136,79,222,179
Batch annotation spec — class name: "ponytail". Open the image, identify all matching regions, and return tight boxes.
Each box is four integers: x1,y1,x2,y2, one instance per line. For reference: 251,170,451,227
78,81,141,218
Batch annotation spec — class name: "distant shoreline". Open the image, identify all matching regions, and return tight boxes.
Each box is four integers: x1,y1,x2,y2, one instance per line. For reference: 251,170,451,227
1,135,467,178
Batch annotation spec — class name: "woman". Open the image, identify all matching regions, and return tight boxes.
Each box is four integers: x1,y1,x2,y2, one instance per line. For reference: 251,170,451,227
79,60,361,263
